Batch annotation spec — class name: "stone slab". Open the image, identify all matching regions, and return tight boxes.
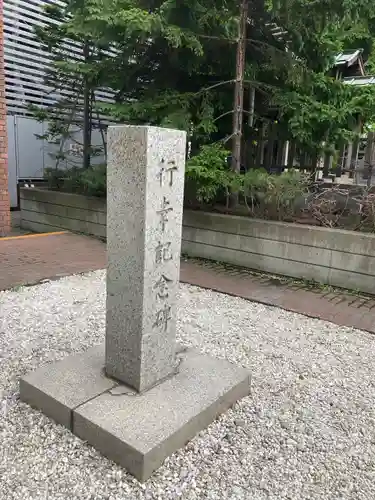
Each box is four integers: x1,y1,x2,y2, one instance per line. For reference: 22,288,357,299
19,345,116,428
73,347,250,481
19,345,250,482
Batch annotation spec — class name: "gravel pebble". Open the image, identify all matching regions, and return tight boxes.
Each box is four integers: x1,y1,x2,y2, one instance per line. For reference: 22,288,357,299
1,270,375,499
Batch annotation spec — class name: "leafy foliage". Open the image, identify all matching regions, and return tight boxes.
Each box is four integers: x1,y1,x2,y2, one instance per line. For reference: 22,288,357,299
186,143,232,203
34,0,375,160
34,0,375,227
275,74,359,153
242,169,308,220
185,141,308,220
31,0,111,169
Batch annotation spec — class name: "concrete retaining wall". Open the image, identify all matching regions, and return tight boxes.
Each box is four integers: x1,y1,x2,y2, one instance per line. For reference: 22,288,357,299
20,189,375,294
20,188,106,239
182,210,375,295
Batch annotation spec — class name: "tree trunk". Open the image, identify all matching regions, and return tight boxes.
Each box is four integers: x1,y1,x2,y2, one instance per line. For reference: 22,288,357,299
82,42,92,170
230,0,248,206
365,131,375,187
248,86,255,127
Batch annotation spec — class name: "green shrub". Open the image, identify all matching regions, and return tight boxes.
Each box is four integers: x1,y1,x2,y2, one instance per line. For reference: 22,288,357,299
79,164,106,197
256,169,308,220
44,144,308,223
45,164,106,198
185,142,308,219
186,143,232,203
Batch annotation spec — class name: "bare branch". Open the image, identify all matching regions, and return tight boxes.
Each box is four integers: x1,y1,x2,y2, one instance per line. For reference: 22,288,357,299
195,80,235,96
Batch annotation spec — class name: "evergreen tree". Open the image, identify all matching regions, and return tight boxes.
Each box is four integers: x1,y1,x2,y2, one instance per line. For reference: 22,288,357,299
31,0,114,169
33,0,375,175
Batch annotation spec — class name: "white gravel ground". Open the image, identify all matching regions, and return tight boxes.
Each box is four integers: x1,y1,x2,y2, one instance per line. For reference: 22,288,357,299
1,270,375,500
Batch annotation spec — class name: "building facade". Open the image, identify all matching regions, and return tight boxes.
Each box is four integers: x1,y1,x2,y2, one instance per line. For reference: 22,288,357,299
0,0,10,234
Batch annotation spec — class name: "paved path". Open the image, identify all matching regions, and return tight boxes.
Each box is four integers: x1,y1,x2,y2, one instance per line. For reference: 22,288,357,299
0,232,106,288
1,231,374,334
182,260,375,334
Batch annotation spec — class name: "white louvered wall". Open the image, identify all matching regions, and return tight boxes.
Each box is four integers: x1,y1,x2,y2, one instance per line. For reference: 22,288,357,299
3,0,115,116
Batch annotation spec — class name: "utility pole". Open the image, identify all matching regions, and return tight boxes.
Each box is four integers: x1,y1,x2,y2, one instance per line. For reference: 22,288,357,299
231,0,248,176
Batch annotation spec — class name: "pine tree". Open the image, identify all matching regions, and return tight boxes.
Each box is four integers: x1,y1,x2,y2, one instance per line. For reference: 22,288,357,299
32,0,375,180
31,0,113,170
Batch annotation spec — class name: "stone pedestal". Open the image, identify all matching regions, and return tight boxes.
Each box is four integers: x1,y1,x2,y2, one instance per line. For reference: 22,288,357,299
20,125,251,482
21,344,250,482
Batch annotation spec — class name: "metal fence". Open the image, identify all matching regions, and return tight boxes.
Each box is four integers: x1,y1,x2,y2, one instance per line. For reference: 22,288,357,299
241,126,375,186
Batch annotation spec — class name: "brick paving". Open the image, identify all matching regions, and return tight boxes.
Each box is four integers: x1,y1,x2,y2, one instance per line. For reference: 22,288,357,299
0,232,106,289
180,260,375,334
1,231,374,334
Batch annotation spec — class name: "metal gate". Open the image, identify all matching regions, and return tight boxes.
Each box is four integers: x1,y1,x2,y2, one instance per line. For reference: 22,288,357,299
7,116,45,208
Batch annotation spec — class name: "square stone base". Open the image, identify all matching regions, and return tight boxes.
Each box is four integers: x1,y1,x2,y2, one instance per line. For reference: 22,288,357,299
20,345,250,482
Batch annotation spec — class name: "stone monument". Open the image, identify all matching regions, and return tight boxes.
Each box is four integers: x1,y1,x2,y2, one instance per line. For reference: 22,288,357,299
20,125,250,481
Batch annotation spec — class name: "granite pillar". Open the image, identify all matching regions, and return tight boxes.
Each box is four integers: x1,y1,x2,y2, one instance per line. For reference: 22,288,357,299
106,126,186,392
